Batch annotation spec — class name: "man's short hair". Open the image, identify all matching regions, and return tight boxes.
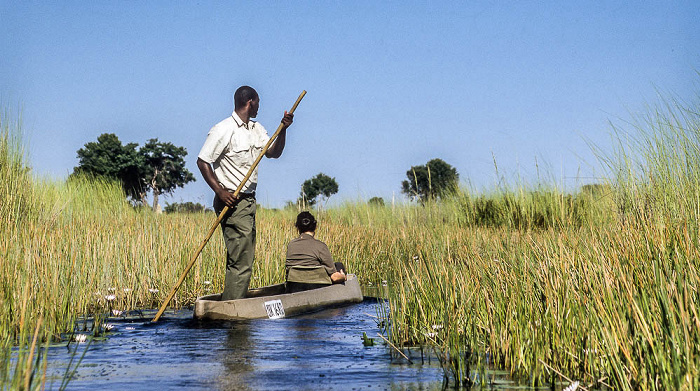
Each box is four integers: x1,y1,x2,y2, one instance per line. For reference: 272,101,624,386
234,86,259,109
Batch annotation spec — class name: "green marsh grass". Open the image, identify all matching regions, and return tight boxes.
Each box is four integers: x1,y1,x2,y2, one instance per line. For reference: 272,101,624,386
370,92,700,389
1,111,50,390
1,91,699,390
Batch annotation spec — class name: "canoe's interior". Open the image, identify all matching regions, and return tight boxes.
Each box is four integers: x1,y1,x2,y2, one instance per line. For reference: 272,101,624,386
199,283,342,302
199,275,359,302
198,284,287,302
246,283,287,298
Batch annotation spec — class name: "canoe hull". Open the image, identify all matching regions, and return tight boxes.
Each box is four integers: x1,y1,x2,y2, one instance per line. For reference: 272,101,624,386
193,274,363,320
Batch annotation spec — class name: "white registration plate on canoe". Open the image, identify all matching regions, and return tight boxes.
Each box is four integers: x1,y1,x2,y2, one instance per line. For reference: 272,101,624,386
264,299,285,319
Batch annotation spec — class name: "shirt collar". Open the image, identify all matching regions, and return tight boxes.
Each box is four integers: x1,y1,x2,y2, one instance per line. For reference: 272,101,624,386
231,111,254,130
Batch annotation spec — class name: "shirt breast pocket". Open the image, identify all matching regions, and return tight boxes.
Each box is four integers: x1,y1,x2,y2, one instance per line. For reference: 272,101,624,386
252,133,267,157
227,132,252,168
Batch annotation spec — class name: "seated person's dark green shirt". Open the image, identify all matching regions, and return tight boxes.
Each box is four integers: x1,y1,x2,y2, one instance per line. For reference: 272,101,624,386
285,233,336,276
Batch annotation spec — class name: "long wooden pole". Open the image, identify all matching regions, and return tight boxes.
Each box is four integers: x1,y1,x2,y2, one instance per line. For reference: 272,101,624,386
152,90,307,322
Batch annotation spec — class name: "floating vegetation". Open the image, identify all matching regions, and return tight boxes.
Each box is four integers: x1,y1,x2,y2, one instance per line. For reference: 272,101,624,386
362,332,375,347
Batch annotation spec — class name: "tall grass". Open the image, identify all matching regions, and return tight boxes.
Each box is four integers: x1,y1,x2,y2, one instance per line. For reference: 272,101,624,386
1,110,51,390
371,92,700,389
2,90,698,390
0,111,257,388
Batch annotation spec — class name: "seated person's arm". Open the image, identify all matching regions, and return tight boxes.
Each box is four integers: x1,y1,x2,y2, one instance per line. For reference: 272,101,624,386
330,269,346,283
319,243,345,283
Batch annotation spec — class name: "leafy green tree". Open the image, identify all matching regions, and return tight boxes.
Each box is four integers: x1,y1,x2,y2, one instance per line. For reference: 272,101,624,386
401,158,459,202
164,201,207,213
73,133,195,210
300,173,339,207
368,196,385,207
139,139,195,212
73,133,144,200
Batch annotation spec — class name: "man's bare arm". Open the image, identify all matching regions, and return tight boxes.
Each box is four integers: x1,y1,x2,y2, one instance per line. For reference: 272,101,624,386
197,158,237,207
265,111,293,158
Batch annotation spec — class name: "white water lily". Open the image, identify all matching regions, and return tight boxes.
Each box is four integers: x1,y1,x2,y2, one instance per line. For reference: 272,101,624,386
563,381,579,391
148,288,159,293
74,334,88,343
105,295,116,301
104,323,115,331
112,309,123,316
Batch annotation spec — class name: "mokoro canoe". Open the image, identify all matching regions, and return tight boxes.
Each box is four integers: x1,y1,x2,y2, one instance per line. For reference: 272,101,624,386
193,274,363,320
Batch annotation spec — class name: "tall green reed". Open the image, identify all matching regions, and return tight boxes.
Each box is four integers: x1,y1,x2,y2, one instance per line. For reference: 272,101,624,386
1,111,52,390
2,88,699,390
377,90,700,389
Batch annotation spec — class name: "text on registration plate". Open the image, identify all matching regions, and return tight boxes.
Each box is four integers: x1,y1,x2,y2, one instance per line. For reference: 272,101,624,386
264,299,285,319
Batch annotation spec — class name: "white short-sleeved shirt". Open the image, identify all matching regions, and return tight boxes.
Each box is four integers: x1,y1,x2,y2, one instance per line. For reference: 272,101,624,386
198,112,270,194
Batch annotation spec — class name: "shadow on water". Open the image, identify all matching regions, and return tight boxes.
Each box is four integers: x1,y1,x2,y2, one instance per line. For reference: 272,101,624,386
44,301,447,391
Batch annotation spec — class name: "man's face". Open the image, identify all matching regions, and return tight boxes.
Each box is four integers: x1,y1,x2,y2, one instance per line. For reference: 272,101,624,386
249,97,260,118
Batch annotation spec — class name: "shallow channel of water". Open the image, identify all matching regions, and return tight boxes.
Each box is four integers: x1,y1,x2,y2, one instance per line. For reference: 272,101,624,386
43,300,537,390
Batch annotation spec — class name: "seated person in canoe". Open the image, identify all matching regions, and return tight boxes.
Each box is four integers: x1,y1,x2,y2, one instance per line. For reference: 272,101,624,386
286,212,346,292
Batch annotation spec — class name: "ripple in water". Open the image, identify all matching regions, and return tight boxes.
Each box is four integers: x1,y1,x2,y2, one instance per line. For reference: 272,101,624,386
44,300,446,391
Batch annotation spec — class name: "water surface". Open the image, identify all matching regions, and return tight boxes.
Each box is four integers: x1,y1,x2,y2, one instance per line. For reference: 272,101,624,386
44,299,549,390
46,301,446,390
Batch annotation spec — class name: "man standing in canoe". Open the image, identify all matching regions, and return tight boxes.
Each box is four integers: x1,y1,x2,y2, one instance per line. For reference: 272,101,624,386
197,86,294,301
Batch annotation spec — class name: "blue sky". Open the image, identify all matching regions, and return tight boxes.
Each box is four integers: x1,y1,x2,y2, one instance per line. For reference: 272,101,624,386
1,2,698,208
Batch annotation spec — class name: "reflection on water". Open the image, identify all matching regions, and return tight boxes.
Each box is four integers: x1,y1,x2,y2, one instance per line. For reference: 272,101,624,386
44,301,446,390
43,301,546,390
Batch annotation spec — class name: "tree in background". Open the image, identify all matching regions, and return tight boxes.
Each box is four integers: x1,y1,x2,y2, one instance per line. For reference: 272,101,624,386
73,133,144,201
139,139,195,212
299,173,339,207
401,158,459,202
74,133,195,211
164,201,207,213
368,196,385,207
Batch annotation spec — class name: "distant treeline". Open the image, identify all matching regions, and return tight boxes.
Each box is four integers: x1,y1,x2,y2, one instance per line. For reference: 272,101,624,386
164,201,209,214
